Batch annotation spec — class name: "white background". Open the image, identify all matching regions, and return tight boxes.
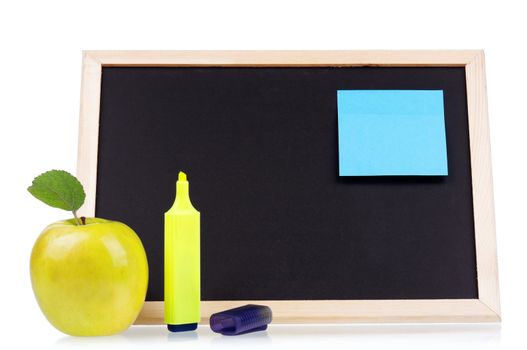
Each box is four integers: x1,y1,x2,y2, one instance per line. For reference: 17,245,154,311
0,0,525,349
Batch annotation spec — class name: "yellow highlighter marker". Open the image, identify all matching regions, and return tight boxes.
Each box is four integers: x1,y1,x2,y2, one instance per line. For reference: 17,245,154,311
164,171,200,332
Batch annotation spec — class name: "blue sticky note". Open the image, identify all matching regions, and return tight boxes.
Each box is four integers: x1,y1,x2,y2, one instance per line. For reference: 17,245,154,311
337,90,448,176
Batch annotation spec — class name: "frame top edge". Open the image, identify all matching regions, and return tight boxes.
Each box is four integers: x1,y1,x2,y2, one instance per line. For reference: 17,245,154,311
82,50,483,67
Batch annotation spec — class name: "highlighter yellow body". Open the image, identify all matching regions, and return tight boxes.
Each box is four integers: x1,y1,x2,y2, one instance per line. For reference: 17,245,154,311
164,172,200,328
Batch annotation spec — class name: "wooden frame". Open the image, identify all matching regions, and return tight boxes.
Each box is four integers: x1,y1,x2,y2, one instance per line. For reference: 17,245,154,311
77,50,500,324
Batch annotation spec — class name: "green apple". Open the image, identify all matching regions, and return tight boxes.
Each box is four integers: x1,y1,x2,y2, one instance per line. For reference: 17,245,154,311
30,218,149,336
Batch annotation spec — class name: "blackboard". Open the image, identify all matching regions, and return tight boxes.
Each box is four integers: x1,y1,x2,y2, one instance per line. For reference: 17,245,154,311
96,66,477,300
77,51,500,323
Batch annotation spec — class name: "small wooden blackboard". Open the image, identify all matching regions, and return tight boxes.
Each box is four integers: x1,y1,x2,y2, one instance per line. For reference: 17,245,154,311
77,51,500,323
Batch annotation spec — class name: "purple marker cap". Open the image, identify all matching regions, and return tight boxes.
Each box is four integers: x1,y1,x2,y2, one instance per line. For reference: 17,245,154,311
210,304,272,336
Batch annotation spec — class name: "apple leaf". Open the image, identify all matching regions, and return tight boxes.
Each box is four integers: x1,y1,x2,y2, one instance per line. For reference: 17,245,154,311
28,170,86,212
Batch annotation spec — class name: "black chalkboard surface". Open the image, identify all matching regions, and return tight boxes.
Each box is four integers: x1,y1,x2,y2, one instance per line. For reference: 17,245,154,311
95,66,478,302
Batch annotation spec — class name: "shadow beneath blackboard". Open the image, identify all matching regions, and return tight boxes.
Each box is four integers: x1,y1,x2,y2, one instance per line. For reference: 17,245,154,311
267,323,501,337
54,323,500,348
266,323,501,348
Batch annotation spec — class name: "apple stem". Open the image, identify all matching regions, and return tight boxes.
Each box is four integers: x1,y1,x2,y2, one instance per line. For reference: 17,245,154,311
72,210,82,226
81,216,86,225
